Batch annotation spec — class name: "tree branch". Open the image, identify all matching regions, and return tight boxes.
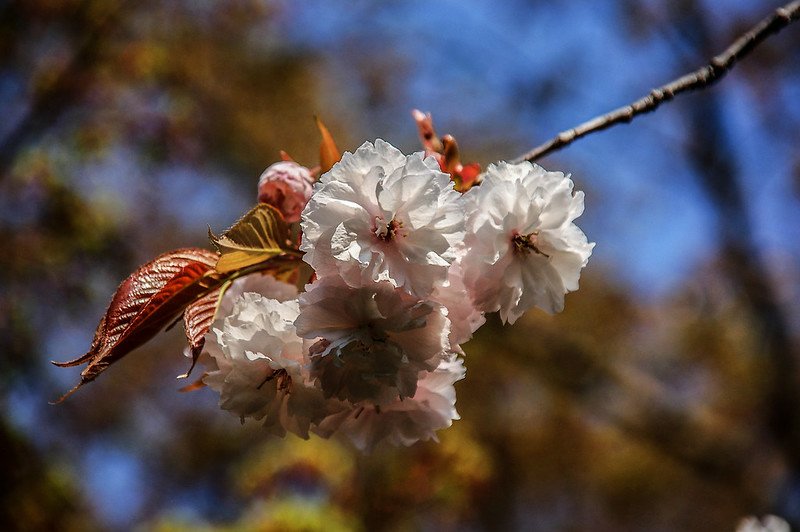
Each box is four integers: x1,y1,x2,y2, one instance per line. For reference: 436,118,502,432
512,1,800,164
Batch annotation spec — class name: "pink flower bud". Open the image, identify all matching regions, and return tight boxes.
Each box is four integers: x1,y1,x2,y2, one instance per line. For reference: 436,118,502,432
257,161,314,223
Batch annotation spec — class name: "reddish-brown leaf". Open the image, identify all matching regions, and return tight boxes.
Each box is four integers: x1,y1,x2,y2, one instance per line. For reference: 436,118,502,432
441,134,461,175
441,135,482,192
179,286,222,379
412,109,443,154
315,116,341,174
457,162,482,191
410,112,481,192
51,247,221,403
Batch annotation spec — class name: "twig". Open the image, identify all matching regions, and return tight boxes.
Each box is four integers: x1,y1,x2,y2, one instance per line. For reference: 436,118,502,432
512,1,800,163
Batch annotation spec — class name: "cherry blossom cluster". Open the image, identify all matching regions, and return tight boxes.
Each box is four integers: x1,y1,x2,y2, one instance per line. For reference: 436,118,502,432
199,138,594,451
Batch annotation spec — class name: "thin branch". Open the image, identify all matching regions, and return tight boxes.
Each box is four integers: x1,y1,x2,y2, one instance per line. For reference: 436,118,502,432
512,1,800,164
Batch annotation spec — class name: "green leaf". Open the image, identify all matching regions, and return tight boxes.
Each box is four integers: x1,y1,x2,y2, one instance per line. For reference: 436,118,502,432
209,204,293,273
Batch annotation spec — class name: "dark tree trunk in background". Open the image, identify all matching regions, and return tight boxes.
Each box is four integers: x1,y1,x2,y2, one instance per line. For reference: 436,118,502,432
676,0,800,523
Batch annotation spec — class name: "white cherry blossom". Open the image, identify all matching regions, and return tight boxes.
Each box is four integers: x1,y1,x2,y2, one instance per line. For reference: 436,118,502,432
184,272,298,367
198,144,594,449
314,354,466,452
294,277,451,405
736,516,790,532
462,161,594,323
202,293,327,438
217,272,298,317
300,139,465,297
430,251,485,347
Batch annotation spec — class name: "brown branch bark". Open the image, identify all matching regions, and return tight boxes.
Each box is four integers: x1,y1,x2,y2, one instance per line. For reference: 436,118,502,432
512,1,800,164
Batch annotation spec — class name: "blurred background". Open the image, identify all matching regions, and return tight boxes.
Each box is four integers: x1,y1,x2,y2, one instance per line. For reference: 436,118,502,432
2,0,800,530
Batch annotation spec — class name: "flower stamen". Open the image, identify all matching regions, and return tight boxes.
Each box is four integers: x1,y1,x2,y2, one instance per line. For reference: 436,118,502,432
375,217,403,242
257,368,290,390
512,231,549,258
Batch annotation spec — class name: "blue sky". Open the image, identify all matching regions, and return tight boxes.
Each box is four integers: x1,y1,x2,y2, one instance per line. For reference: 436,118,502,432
271,0,800,297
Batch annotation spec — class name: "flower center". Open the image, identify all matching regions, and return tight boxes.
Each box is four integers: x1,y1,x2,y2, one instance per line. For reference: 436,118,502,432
257,368,291,392
374,217,403,242
512,231,549,257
